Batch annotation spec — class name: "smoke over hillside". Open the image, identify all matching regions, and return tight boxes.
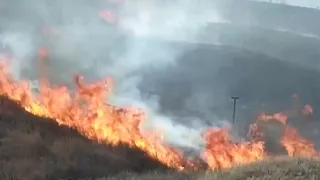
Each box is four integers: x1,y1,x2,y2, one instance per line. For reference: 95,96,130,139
0,0,320,151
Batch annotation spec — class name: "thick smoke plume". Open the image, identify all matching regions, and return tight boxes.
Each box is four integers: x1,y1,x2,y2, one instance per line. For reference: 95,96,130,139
3,0,320,153
0,0,231,151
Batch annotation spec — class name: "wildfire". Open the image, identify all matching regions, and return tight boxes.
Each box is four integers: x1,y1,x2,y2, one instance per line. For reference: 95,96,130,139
0,63,190,169
203,128,265,170
281,127,319,158
0,59,269,170
0,54,318,171
249,112,319,159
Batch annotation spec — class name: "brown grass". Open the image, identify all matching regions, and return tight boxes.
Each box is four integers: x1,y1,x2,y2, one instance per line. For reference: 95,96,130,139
0,96,320,180
0,96,168,180
104,157,320,180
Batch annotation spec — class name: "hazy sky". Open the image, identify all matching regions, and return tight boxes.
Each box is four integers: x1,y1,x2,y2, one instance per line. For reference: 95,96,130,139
256,0,320,8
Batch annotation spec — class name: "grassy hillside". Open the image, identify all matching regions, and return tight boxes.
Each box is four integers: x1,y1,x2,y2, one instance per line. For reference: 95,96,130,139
0,96,168,180
1,93,320,180
106,157,320,180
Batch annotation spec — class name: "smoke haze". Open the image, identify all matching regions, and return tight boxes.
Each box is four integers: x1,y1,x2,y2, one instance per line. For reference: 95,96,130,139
255,0,320,8
1,0,320,151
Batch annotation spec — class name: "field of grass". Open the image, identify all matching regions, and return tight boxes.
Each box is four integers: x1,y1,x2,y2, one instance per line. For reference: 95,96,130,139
0,95,320,180
107,157,320,180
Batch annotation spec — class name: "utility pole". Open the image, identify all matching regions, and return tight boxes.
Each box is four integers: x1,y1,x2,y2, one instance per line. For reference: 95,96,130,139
231,97,239,124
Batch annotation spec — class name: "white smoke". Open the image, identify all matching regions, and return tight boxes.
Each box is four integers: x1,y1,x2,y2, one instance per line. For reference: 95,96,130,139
0,0,230,151
254,0,320,8
274,27,320,40
118,0,229,42
104,0,231,150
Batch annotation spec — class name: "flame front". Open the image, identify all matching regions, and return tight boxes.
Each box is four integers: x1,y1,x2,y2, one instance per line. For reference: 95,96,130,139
203,128,265,170
249,112,319,159
0,57,319,171
281,127,319,158
0,62,188,170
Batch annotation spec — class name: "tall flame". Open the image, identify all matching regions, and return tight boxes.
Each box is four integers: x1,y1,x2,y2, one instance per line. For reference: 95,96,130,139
281,127,319,158
203,128,265,170
249,112,319,159
0,62,192,170
0,54,318,171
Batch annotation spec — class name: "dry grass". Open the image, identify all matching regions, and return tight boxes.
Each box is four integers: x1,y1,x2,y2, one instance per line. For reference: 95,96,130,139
104,157,320,180
198,157,320,180
0,96,168,180
0,96,320,180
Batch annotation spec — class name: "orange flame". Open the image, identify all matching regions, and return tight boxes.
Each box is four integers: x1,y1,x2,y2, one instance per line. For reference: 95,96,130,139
0,59,269,170
249,112,319,159
258,112,288,126
0,52,318,171
0,64,191,170
281,126,319,158
203,128,265,170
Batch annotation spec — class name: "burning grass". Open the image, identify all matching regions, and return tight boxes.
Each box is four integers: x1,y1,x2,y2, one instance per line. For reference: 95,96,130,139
1,100,320,180
0,61,269,171
1,98,319,180
0,96,168,180
0,60,320,179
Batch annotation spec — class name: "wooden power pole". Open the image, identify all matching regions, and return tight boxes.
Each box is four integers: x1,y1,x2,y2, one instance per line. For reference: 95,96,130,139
231,97,239,124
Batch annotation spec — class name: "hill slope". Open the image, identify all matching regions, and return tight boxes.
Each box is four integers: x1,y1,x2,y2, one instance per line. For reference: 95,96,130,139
107,157,320,180
1,86,320,180
0,96,168,180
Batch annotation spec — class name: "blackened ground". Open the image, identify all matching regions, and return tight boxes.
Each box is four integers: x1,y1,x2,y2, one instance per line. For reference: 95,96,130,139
0,96,169,180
